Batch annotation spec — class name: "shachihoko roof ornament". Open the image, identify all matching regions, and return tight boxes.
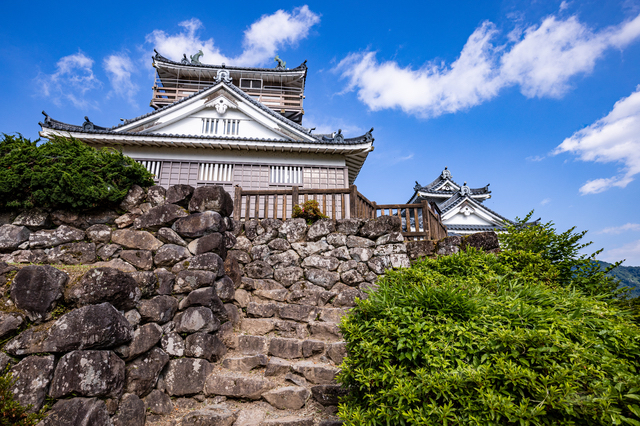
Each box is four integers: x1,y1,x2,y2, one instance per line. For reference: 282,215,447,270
274,55,286,70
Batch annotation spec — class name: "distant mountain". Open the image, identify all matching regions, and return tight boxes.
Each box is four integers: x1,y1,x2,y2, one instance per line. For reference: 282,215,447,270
598,261,640,297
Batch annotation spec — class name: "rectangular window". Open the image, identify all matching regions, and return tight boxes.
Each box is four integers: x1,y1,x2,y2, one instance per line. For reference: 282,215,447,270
136,160,162,180
270,166,302,185
240,79,262,90
199,163,233,182
201,118,239,136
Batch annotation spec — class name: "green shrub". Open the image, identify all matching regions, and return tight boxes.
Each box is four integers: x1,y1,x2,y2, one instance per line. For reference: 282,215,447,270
291,199,328,224
0,134,154,211
0,370,47,425
338,248,640,425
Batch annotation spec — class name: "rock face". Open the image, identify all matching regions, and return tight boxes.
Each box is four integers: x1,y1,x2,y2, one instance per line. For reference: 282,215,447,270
0,224,30,251
10,265,68,321
9,355,55,412
0,312,24,338
50,350,125,398
112,229,163,251
5,303,133,355
134,203,188,230
65,267,139,310
29,225,85,248
188,186,234,216
125,348,169,397
163,358,212,396
112,393,146,426
172,211,225,238
40,398,112,426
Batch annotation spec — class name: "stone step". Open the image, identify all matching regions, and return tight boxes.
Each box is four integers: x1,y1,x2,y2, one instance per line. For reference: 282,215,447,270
228,333,346,363
239,317,343,341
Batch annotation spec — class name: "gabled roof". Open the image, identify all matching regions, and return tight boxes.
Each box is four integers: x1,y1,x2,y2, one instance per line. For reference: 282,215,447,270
435,192,512,225
153,51,308,74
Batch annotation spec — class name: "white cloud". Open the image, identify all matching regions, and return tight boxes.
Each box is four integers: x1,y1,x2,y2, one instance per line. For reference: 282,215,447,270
104,53,139,105
337,13,640,117
540,198,551,205
527,155,546,162
145,6,320,67
553,86,640,194
391,153,414,164
304,115,364,136
599,223,640,234
38,51,101,108
601,238,640,265
559,1,570,11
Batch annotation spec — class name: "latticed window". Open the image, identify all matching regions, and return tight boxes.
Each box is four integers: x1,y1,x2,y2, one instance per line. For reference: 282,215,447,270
199,163,233,182
136,160,162,180
201,118,240,136
270,165,302,185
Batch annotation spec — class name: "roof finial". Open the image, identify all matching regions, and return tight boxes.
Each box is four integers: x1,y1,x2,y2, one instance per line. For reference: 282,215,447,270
442,167,452,179
274,55,286,70
82,116,95,132
190,50,203,65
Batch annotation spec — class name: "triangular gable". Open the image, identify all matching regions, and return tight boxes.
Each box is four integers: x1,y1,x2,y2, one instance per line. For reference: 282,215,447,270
115,82,317,143
441,196,508,228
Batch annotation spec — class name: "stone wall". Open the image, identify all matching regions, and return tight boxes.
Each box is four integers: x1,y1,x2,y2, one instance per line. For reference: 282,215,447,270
0,184,499,426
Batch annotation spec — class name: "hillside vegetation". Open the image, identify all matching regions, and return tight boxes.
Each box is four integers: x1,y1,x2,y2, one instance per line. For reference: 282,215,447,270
599,261,640,297
338,214,640,425
0,134,154,211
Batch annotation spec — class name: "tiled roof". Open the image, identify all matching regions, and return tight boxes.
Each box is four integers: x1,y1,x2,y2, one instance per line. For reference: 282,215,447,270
434,193,512,224
154,51,308,73
447,224,506,232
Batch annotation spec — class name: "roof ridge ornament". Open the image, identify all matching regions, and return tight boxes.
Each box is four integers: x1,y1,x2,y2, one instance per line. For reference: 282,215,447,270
214,69,232,84
41,111,51,126
414,181,422,191
274,55,286,70
364,127,374,143
82,116,95,132
190,50,203,65
442,167,452,179
460,181,471,196
334,129,344,144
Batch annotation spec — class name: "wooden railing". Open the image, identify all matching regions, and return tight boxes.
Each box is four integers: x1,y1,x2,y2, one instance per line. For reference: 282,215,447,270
233,185,447,241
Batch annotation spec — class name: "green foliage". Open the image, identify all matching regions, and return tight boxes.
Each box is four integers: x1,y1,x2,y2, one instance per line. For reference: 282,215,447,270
0,370,47,425
499,211,621,297
291,199,328,224
0,134,154,211
599,261,640,297
338,248,640,425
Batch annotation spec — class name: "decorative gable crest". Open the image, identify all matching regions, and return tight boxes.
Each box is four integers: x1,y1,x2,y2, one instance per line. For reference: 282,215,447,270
214,69,232,84
204,96,236,116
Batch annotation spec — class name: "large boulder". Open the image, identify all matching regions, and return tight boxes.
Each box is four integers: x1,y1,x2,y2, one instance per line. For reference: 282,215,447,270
188,186,234,216
111,229,163,251
0,312,24,338
39,398,111,426
126,323,163,360
154,244,190,267
138,295,178,324
307,219,335,241
120,185,146,211
125,347,169,397
9,355,55,412
120,250,153,270
134,204,188,230
13,209,50,228
50,350,125,398
462,231,500,251
278,219,307,242
188,252,225,275
174,270,216,293
178,286,227,320
146,185,166,206
174,307,220,334
65,267,139,310
163,358,212,396
185,332,227,362
28,225,85,248
263,386,310,410
172,211,225,238
166,184,194,207
46,242,96,265
10,265,68,322
5,303,133,355
359,216,402,239
187,232,226,256
111,393,146,426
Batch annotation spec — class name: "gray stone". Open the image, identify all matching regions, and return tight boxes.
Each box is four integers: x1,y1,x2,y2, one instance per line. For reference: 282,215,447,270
302,340,326,358
367,256,391,274
291,361,338,384
269,338,303,359
178,287,228,321
405,239,436,261
310,322,342,341
462,231,500,251
326,233,346,247
130,271,157,298
66,267,139,310
157,226,187,246
278,219,307,242
46,242,96,264
112,229,163,251
112,393,146,426
374,243,407,256
5,249,46,264
263,386,310,410
268,238,291,251
234,235,253,251
174,269,216,293
115,212,140,228
0,352,13,371
279,304,318,322
291,240,330,258
9,355,54,412
155,268,175,294
185,332,227,362
228,249,251,264
139,295,178,324
143,389,173,415
204,373,275,399
166,184,194,207
0,312,24,338
127,323,163,360
5,302,133,355
164,358,212,396
376,232,405,245
120,185,146,211
359,216,402,239
39,398,111,426
285,372,307,387
250,244,269,261
188,186,234,216
215,276,235,301
188,252,225,275
125,347,170,397
96,243,122,260
341,269,364,286
253,229,279,245
224,256,242,287
274,266,304,287
86,224,112,243
319,308,346,323
247,302,278,318
244,219,264,240
161,331,185,357
50,350,125,398
10,265,67,322
274,320,308,340
304,268,340,290
264,357,290,376
335,218,363,235
181,407,238,426
124,309,141,327
234,288,250,307
337,260,357,273
348,247,373,262
332,284,364,308
29,225,85,248
390,253,411,268
307,219,335,241
13,209,50,228
240,318,275,335
120,250,153,270
245,261,274,279
154,244,190,267
266,249,300,268
260,417,314,426
146,185,167,206
325,246,351,260
436,235,462,256
238,335,268,355
174,307,219,333
346,235,375,248
301,255,339,271
287,281,335,307
188,232,226,256
221,355,268,372
311,385,349,406
327,342,348,365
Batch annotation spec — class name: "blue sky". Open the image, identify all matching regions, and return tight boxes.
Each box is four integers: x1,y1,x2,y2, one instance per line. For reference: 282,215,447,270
3,0,640,265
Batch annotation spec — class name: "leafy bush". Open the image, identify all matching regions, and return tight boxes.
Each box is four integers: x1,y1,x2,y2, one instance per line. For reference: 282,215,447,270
0,370,46,425
338,248,640,425
292,199,328,224
0,134,154,211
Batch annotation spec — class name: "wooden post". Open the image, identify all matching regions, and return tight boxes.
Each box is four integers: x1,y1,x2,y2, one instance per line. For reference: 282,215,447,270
292,186,299,207
349,185,357,218
422,200,431,240
234,186,242,223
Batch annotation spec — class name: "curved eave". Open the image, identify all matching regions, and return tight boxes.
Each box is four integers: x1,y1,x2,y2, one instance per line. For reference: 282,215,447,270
153,59,308,78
